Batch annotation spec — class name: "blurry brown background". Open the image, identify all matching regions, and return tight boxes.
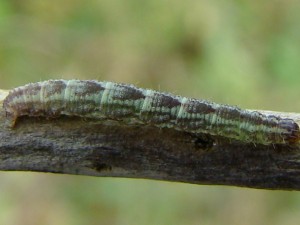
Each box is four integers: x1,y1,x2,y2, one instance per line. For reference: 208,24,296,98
1,1,300,224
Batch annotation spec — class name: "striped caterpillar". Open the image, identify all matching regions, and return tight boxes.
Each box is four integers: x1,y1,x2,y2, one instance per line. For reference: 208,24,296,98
3,79,300,145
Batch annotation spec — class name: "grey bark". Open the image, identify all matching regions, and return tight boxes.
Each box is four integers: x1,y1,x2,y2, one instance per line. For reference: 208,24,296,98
1,90,300,190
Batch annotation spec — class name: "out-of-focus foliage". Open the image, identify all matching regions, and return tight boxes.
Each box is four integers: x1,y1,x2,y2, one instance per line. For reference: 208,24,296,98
1,1,300,225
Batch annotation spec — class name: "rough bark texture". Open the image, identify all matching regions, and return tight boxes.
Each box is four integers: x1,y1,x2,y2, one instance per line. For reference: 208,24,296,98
1,89,300,190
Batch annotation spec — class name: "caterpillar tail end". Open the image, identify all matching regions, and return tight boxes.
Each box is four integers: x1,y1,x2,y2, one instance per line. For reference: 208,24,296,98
284,121,300,145
4,111,18,128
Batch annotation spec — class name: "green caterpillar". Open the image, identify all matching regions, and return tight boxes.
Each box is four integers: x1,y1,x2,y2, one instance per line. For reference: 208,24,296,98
3,80,300,145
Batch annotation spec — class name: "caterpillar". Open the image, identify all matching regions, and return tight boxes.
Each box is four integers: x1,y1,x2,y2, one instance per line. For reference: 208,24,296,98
3,79,300,145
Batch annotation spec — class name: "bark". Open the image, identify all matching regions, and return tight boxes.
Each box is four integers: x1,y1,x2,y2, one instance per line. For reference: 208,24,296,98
1,89,300,190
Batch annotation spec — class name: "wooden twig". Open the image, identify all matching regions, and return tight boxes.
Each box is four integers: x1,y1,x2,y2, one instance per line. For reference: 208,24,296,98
1,89,300,190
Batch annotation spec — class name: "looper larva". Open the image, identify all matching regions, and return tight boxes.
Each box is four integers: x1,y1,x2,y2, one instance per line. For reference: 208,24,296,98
3,80,300,145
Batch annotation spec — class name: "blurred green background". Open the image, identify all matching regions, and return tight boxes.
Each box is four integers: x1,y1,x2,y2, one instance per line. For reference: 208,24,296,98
1,0,300,224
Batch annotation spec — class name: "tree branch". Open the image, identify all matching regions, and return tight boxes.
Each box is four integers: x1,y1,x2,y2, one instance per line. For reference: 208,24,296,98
1,89,300,190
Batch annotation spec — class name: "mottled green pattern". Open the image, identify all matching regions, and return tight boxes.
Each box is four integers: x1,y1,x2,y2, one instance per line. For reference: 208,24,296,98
3,80,300,145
